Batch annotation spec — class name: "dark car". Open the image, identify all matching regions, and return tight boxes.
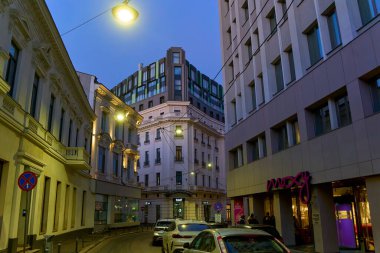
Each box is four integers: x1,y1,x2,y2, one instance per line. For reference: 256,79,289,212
235,224,284,242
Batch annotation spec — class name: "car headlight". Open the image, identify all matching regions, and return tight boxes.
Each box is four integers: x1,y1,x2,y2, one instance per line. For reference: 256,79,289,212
154,232,159,236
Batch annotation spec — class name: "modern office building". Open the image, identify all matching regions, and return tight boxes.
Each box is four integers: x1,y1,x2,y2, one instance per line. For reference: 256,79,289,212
111,48,228,223
78,72,143,230
219,0,380,252
0,1,95,252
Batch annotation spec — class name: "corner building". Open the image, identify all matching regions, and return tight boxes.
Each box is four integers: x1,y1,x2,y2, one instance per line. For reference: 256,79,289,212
0,1,95,252
111,48,228,223
218,0,380,252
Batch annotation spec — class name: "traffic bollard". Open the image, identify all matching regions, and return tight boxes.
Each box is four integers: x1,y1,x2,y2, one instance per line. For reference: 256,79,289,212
57,242,61,253
75,237,78,253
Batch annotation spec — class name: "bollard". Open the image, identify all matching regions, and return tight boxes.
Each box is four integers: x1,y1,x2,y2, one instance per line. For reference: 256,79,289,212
57,242,62,253
75,237,79,253
82,238,84,249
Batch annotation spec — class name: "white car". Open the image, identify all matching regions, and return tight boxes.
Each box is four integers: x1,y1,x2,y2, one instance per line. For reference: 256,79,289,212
153,219,177,245
183,228,291,253
162,220,210,253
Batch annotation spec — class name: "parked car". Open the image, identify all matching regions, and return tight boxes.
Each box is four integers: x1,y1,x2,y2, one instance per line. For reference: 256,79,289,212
153,219,177,246
207,222,228,229
183,228,291,253
162,220,210,253
235,224,284,242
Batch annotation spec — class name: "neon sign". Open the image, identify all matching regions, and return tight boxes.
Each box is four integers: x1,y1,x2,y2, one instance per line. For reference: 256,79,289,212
267,171,311,204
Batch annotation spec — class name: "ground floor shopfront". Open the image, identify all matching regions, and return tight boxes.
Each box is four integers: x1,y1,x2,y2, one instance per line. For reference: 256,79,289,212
140,190,228,224
231,174,379,252
93,180,141,230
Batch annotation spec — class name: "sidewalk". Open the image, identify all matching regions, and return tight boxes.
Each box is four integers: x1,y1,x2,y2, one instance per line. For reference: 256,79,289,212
45,225,153,253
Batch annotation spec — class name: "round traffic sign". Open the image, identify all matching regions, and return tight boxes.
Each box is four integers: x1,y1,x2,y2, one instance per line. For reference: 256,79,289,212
214,202,223,211
18,171,37,192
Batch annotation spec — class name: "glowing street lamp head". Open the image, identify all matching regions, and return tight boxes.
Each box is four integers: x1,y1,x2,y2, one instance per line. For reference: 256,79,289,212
207,162,212,168
116,113,125,121
175,128,183,135
190,171,195,176
112,0,139,25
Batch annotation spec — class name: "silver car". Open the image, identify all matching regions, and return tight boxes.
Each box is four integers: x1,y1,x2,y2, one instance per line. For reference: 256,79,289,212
162,220,210,253
153,219,177,246
183,228,291,253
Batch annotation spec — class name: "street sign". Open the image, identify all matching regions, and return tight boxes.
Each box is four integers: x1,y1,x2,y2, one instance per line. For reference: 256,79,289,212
18,171,37,192
214,202,223,211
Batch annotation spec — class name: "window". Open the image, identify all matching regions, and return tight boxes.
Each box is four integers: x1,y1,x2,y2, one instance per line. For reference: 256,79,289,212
113,152,119,176
306,24,323,65
335,95,352,127
290,120,301,145
160,62,165,75
137,134,140,145
156,128,161,140
176,146,183,161
242,1,249,23
40,177,51,233
195,173,198,186
63,185,70,229
176,171,182,185
75,128,79,146
68,119,72,147
267,9,277,34
145,174,149,187
202,175,205,187
286,48,296,82
231,146,243,169
148,100,153,108
274,58,284,93
245,38,253,62
145,132,150,143
175,125,183,137
94,194,108,225
358,0,380,25
139,104,144,111
148,81,157,97
115,121,123,140
144,151,149,166
248,137,260,162
174,67,182,100
209,176,211,187
5,41,20,97
276,124,288,152
160,96,165,104
216,178,219,189
249,81,257,110
202,152,205,166
173,52,180,64
156,173,160,186
227,27,232,46
30,73,40,119
149,63,155,79
59,108,65,142
81,191,86,226
48,94,55,132
194,148,198,163
101,111,107,132
253,29,260,53
327,9,342,50
71,188,76,228
143,70,147,82
370,75,380,112
98,146,106,173
315,103,331,136
52,181,61,231
156,148,161,164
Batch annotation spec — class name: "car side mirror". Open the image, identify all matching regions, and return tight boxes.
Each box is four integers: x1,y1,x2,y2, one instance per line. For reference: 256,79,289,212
183,242,190,249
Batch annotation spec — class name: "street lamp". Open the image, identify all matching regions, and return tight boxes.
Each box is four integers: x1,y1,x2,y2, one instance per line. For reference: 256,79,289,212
112,0,139,25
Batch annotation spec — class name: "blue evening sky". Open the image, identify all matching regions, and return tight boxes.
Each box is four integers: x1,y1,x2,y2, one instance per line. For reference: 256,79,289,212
45,0,223,89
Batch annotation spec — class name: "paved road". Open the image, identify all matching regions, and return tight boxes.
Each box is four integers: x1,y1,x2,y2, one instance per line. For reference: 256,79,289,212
87,230,161,253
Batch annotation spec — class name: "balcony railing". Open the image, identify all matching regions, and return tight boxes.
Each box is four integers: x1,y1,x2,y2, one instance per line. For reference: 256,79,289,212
64,147,91,170
155,158,161,164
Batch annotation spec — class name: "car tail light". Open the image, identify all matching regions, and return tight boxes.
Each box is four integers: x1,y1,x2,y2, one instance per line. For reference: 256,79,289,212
172,234,192,239
217,236,228,253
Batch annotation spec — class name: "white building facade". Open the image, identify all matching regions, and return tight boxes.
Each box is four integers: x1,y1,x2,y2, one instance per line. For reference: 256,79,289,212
137,102,227,223
219,0,380,252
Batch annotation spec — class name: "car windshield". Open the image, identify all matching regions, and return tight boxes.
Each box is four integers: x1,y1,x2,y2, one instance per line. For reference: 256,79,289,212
223,235,286,253
156,221,174,227
178,224,209,231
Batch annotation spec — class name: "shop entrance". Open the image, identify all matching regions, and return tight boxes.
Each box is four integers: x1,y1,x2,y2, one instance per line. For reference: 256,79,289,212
291,191,313,245
173,198,184,219
333,181,374,251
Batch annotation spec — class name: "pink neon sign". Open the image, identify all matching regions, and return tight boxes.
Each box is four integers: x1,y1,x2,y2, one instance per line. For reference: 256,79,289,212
267,171,311,204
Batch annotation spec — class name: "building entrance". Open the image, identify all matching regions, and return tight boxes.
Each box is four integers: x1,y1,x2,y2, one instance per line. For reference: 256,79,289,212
292,191,313,245
173,198,184,218
333,181,374,251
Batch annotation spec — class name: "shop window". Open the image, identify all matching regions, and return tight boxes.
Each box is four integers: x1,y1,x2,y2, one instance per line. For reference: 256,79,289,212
95,194,108,225
114,197,138,223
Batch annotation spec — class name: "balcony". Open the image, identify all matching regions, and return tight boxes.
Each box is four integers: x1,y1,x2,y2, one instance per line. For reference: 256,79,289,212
64,147,91,170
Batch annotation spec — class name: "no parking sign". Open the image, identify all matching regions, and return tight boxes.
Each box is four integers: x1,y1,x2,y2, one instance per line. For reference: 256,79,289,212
18,171,37,191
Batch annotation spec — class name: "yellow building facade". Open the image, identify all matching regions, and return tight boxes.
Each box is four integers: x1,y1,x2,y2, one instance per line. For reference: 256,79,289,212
0,1,96,252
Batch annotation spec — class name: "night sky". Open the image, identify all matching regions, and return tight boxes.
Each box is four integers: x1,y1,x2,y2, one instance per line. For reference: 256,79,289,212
45,0,223,89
